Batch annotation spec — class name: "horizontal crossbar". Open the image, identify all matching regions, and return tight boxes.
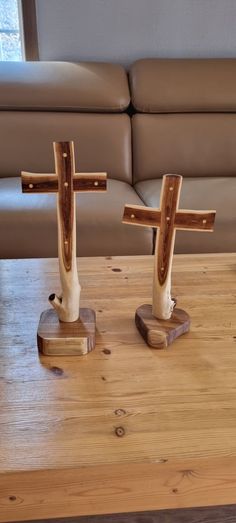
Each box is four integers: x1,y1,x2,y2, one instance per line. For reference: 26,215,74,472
21,172,107,193
123,204,216,232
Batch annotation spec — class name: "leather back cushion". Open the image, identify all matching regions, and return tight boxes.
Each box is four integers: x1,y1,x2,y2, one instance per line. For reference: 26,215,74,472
133,113,236,182
0,112,132,183
0,61,130,112
130,59,236,113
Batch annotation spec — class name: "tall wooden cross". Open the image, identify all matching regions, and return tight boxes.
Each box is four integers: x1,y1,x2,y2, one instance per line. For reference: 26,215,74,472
21,141,107,356
123,174,216,348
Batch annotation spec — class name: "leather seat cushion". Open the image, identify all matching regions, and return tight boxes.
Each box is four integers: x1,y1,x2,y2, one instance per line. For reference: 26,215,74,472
135,177,236,253
0,178,152,258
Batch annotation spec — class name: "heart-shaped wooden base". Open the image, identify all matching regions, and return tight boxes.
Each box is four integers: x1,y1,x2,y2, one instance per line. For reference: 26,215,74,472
135,304,190,349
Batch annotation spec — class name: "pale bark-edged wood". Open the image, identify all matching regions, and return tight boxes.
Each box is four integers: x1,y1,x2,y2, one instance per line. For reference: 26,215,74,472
21,141,107,325
49,142,81,322
123,204,215,231
122,174,216,321
153,175,182,319
21,171,107,193
123,204,161,227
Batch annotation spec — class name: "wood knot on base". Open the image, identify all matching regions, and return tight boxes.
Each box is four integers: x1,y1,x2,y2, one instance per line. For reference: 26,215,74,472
115,426,125,437
115,409,126,416
103,348,111,355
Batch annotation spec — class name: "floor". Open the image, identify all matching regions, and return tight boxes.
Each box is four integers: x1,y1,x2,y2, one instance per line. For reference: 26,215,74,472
18,505,236,523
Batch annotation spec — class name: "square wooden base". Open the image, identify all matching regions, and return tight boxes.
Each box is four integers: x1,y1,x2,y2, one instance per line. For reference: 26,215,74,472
37,308,96,356
135,304,190,349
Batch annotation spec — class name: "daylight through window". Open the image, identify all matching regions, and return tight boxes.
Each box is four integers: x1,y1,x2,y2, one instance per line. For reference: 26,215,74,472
0,0,23,60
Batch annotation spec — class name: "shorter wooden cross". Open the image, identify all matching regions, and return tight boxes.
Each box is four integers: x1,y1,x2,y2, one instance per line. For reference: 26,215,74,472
21,141,107,356
123,174,216,348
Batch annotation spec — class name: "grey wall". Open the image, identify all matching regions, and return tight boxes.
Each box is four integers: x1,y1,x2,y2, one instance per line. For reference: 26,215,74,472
36,0,236,65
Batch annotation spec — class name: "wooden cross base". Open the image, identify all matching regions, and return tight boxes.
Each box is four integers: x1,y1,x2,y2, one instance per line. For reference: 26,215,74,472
135,304,190,349
37,308,96,356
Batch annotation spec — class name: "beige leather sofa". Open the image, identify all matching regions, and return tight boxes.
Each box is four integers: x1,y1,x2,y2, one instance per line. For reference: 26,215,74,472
130,59,236,254
0,59,235,258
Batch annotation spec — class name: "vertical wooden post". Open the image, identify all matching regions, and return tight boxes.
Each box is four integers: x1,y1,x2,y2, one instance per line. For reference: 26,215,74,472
152,175,182,320
49,142,81,322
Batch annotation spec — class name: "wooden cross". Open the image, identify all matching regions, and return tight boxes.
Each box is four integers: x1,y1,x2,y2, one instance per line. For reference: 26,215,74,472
21,141,107,325
123,174,216,322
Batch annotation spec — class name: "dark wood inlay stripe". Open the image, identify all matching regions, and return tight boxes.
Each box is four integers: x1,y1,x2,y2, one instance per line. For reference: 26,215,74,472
21,173,107,193
54,141,74,272
123,205,161,227
175,211,216,231
74,173,107,193
157,174,182,286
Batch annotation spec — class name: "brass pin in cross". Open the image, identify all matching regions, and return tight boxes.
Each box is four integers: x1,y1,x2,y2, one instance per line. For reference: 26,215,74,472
123,174,216,323
21,141,107,326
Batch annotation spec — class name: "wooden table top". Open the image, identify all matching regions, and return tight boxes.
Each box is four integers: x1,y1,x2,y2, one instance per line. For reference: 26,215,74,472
0,253,236,522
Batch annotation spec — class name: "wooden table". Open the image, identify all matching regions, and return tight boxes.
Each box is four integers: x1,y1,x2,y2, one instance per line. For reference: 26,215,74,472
1,253,236,523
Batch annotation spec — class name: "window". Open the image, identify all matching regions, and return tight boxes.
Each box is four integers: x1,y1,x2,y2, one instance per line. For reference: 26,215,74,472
0,0,39,61
0,0,23,60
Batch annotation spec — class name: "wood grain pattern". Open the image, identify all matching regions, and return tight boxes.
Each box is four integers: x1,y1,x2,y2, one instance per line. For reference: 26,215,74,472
175,210,216,232
37,308,96,356
21,172,107,193
54,142,74,272
152,176,181,320
21,141,107,324
123,205,161,228
122,207,215,232
0,254,236,522
123,174,216,321
157,175,182,286
135,304,190,349
49,141,81,322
